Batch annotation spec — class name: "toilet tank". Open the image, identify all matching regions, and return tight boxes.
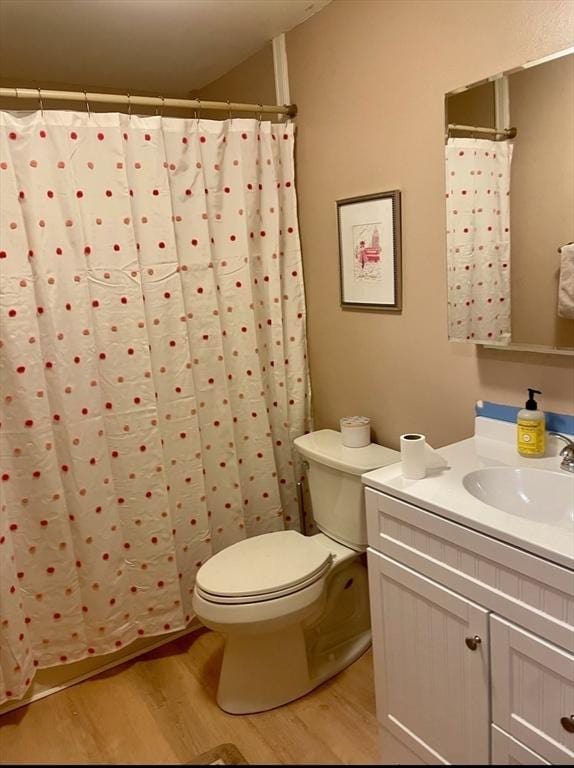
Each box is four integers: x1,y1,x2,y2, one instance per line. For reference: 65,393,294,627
293,430,400,551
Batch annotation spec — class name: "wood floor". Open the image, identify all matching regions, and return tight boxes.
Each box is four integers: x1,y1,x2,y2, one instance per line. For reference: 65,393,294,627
0,628,381,764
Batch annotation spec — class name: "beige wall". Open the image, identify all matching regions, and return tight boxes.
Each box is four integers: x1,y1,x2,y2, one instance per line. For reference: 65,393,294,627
0,42,276,116
192,43,276,119
446,82,496,132
509,54,574,348
285,0,574,449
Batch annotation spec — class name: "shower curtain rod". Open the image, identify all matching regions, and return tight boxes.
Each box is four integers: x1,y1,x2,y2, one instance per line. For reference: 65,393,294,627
447,123,517,138
0,87,297,118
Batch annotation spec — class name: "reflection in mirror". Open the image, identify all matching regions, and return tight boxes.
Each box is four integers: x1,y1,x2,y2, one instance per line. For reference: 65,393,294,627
444,48,574,353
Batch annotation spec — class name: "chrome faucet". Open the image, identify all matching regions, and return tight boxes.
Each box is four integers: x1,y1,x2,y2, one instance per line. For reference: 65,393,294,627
549,432,574,473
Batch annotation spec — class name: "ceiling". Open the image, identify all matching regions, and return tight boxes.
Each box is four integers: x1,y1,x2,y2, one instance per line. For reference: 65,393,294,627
0,0,331,96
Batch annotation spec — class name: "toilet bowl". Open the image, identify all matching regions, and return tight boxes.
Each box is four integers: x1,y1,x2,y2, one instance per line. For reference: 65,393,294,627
192,429,400,714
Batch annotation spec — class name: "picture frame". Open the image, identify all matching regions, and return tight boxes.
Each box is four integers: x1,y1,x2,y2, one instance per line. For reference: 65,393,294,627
337,190,402,311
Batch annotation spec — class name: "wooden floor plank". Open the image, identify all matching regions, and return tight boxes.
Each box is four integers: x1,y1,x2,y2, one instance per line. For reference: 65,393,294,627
0,628,380,765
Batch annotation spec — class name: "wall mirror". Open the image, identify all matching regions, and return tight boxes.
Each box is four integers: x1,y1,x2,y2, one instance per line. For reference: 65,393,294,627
444,47,574,355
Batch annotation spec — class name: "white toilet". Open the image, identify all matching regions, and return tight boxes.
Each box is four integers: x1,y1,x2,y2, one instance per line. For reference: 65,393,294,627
192,429,399,714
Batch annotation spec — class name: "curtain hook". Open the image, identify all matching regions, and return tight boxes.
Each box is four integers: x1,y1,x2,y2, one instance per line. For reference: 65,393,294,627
37,87,44,117
84,90,91,119
258,103,263,125
195,98,201,127
161,95,165,117
226,98,232,123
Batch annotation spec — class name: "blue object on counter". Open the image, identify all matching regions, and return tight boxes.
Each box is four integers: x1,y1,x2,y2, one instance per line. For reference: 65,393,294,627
475,400,574,435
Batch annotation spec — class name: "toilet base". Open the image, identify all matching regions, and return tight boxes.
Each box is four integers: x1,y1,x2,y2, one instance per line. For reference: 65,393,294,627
215,560,372,714
217,623,372,715
217,624,310,714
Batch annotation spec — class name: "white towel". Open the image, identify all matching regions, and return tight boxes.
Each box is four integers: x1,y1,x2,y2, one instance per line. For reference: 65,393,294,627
558,243,574,319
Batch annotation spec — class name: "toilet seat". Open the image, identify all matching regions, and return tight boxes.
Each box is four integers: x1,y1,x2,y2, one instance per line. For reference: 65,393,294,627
195,530,333,605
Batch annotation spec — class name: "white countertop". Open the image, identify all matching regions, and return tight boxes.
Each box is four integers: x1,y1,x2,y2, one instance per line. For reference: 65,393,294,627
362,418,574,569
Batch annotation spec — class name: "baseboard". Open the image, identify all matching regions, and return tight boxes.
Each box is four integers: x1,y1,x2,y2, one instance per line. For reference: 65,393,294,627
0,618,202,716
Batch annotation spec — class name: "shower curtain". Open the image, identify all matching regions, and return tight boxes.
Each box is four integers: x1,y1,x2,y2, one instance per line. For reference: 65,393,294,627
445,137,513,344
0,110,311,703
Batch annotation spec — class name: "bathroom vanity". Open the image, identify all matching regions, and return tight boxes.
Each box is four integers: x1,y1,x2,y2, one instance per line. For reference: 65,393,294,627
362,418,574,765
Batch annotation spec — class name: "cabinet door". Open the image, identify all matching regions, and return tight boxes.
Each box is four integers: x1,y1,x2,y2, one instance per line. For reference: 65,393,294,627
491,725,550,765
491,615,574,765
367,550,490,765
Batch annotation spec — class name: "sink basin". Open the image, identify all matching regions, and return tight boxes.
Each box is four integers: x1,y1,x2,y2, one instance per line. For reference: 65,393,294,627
462,468,574,525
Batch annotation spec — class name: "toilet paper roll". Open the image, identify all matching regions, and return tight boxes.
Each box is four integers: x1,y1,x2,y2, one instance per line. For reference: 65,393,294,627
340,416,371,448
400,433,449,479
400,433,426,480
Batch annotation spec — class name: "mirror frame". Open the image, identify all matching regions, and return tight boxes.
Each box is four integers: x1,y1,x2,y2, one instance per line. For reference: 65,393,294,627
444,46,574,357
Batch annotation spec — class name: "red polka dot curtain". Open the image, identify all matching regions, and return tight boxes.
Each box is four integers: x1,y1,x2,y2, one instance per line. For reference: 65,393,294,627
0,111,311,704
445,138,513,344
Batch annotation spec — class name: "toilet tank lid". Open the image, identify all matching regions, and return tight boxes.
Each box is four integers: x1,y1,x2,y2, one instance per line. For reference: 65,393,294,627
294,429,400,476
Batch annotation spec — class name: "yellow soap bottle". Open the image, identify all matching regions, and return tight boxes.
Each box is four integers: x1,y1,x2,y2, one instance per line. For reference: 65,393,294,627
517,388,546,458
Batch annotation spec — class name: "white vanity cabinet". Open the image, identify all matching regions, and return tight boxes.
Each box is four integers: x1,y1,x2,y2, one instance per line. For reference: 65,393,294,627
365,487,574,766
491,726,551,766
491,616,574,764
367,551,490,764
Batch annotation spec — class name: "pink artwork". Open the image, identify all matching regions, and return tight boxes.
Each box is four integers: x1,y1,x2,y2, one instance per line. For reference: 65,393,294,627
337,189,401,310
353,222,383,281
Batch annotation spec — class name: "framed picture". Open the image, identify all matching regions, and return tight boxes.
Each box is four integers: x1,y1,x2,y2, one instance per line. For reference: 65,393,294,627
337,190,402,310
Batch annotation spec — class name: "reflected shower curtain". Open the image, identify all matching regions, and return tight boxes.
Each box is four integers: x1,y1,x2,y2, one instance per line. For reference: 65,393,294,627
0,111,311,703
445,138,513,343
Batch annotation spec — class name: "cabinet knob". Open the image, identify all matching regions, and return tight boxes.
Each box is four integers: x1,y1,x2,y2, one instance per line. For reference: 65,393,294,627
561,715,574,734
465,635,482,651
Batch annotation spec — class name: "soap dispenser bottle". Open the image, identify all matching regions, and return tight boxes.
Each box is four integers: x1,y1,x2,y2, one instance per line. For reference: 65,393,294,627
517,388,546,457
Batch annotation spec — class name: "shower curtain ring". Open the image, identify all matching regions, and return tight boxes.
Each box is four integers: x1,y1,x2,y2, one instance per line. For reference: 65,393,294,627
257,103,263,124
160,96,165,117
37,87,44,117
127,92,132,120
84,90,91,119
226,98,232,123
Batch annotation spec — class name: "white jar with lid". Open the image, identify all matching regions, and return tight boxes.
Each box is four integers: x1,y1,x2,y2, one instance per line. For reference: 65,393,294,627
340,416,371,448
